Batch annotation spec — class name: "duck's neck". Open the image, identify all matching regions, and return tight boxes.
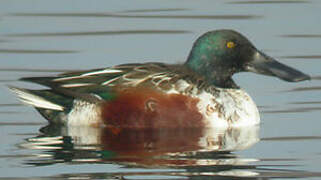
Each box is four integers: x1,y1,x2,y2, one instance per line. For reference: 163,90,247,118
185,53,239,89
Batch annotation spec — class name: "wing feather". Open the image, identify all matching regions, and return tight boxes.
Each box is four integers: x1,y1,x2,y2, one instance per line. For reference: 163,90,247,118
19,63,184,101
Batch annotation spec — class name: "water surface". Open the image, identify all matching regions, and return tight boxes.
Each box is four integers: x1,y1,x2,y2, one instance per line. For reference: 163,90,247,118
1,0,321,179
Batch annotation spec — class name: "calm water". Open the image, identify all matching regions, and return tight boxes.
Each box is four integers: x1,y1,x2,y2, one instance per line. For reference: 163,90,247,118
1,0,321,179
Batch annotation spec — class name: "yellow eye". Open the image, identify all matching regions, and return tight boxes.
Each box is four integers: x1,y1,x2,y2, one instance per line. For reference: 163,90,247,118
226,41,236,49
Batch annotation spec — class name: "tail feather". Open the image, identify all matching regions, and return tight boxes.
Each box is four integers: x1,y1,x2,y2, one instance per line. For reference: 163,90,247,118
9,86,64,111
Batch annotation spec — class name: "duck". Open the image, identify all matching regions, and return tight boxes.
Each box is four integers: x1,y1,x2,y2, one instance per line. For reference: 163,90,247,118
10,29,310,129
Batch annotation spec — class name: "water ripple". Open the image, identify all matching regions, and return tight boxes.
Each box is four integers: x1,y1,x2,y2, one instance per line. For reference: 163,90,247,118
229,0,309,4
281,55,321,59
0,79,17,82
0,122,44,126
290,101,321,105
281,34,321,38
287,86,321,92
7,30,191,38
118,8,190,13
312,76,321,80
0,49,78,54
0,103,24,107
0,68,77,72
262,136,321,141
260,158,300,161
262,107,321,114
0,111,24,114
10,13,262,20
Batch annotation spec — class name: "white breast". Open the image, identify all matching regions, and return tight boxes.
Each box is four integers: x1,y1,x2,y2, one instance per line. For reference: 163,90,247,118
172,80,260,127
197,89,260,127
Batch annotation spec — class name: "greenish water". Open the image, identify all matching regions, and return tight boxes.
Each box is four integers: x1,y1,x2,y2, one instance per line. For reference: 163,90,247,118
1,0,321,179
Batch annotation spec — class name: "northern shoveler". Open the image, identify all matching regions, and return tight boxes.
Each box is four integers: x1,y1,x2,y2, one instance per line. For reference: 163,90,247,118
10,30,310,128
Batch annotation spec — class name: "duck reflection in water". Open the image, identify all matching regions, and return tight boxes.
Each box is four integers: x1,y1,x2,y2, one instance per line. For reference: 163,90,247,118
20,125,259,167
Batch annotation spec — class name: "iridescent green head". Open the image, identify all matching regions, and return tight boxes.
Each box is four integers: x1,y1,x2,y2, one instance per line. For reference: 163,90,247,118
185,29,310,88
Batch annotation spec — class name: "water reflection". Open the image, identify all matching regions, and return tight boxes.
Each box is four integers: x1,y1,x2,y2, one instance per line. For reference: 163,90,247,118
19,125,259,167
